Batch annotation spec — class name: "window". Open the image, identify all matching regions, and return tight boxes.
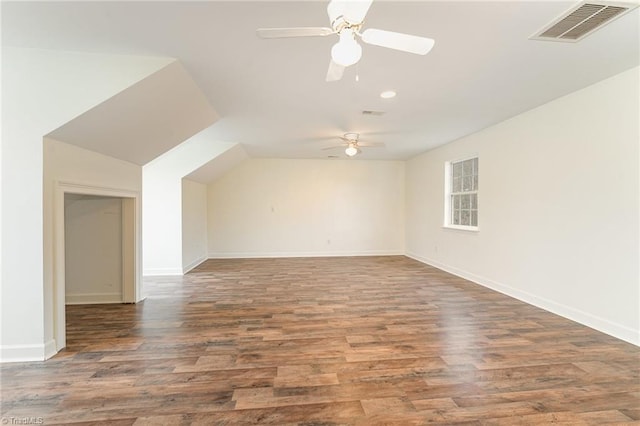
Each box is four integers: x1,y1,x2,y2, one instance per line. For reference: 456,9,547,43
445,157,478,230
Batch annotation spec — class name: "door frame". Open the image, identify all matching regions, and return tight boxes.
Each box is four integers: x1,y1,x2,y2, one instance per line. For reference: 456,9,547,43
54,181,141,351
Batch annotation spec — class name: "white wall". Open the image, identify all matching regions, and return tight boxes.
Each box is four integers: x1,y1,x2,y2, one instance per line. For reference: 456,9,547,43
44,137,143,353
207,158,405,258
1,47,171,362
64,195,123,304
405,66,639,345
142,136,234,276
182,179,208,273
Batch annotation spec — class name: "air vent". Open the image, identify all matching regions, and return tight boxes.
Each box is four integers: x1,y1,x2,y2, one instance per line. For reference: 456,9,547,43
531,1,637,42
362,110,385,116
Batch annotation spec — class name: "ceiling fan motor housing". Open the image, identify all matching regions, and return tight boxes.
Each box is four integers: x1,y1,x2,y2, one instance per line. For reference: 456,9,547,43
344,132,359,141
327,0,367,32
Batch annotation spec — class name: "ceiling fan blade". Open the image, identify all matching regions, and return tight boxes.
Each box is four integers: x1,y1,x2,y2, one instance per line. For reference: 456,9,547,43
326,60,345,82
358,141,385,147
361,28,435,55
321,146,340,150
328,0,373,24
256,27,334,39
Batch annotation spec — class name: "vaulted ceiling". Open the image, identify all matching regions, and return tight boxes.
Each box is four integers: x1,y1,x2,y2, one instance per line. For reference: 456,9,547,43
3,1,639,161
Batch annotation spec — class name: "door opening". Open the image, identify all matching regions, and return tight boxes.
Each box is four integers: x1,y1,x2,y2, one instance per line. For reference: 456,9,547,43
64,194,124,304
54,182,140,351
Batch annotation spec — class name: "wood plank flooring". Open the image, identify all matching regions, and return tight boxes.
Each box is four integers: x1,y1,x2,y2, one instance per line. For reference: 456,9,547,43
1,256,639,425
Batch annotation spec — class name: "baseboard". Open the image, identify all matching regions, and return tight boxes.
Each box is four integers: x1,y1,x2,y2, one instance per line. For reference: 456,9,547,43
143,267,183,277
182,256,207,274
0,339,57,363
44,339,58,359
406,252,640,347
208,250,405,259
65,292,123,305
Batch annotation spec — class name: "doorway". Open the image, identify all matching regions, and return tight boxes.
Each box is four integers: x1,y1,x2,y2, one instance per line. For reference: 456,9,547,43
54,182,140,351
64,194,124,304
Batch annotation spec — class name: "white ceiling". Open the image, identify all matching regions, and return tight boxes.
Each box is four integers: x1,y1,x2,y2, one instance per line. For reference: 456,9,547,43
3,1,639,161
185,144,249,184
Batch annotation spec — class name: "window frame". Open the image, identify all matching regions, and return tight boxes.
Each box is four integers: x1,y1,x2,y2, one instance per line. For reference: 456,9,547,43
443,156,479,232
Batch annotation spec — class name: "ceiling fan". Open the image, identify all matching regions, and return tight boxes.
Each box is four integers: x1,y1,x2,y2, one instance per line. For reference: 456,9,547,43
256,0,435,82
323,133,385,156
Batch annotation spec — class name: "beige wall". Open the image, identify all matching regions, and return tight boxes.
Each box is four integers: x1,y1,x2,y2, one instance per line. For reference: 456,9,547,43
405,66,639,345
207,158,405,258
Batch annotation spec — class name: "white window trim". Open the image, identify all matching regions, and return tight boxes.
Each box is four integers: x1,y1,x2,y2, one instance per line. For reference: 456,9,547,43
443,156,479,232
443,223,479,232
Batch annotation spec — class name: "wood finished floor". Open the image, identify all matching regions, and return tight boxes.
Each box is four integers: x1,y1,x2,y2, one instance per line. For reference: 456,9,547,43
1,256,639,425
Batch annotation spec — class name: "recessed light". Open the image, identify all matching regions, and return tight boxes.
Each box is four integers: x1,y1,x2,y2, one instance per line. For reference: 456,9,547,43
380,90,396,99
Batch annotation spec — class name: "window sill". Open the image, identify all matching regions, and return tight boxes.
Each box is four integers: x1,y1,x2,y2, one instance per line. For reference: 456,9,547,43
443,225,479,232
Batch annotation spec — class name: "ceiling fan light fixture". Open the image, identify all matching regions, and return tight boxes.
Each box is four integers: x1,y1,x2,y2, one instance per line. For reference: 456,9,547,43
258,0,435,83
380,90,396,99
345,144,358,157
345,146,358,156
331,29,362,67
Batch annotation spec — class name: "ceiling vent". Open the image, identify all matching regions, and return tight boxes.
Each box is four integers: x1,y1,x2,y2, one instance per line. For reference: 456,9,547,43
531,1,637,42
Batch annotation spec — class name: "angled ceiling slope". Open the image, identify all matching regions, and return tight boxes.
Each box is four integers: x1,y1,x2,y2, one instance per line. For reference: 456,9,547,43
185,144,249,184
48,61,219,165
2,47,175,138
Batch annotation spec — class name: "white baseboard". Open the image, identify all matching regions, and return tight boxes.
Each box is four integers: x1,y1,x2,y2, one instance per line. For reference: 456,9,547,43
44,339,58,359
65,292,123,305
182,256,207,274
143,267,183,277
208,250,404,259
406,252,640,347
0,339,57,363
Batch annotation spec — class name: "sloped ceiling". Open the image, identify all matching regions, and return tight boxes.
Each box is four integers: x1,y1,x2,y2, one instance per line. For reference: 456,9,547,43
3,1,639,161
2,47,175,138
47,61,218,166
185,144,249,184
